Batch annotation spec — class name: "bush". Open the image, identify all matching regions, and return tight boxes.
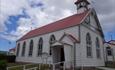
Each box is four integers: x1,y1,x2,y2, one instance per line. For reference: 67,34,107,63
105,61,115,68
6,55,16,63
0,54,6,60
0,60,7,70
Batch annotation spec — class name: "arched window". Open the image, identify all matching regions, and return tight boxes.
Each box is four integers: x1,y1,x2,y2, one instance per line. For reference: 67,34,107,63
86,33,92,57
16,43,20,56
49,35,56,55
28,40,33,56
21,42,26,56
38,38,43,56
96,37,101,58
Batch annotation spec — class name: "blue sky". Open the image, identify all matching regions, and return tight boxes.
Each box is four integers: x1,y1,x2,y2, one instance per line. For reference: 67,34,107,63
0,0,115,51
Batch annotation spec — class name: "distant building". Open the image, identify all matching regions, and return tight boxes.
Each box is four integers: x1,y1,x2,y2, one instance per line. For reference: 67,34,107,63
9,47,16,55
104,40,115,62
16,0,105,68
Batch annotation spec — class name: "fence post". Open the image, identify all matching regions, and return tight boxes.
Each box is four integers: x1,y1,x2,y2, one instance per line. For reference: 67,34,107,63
35,67,37,70
63,62,65,70
39,64,40,70
23,65,25,70
7,67,8,70
53,64,55,70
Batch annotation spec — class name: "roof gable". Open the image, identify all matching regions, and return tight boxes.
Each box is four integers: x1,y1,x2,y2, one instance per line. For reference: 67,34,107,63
18,10,90,41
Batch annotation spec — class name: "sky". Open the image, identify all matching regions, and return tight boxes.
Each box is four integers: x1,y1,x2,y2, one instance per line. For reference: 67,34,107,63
0,0,115,51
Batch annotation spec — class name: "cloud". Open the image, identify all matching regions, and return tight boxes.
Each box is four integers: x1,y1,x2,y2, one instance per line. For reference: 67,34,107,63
0,0,29,32
0,0,115,41
92,0,115,33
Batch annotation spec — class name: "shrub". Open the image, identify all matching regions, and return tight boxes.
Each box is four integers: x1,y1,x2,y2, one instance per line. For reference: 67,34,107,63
0,60,7,70
6,55,16,63
0,54,6,60
105,61,115,68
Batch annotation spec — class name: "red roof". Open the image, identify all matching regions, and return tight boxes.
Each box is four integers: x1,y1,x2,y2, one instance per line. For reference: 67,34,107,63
66,33,80,43
9,48,15,52
105,40,115,46
18,10,90,41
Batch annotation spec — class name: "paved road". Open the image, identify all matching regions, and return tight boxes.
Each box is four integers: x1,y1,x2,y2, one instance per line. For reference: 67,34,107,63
97,67,115,70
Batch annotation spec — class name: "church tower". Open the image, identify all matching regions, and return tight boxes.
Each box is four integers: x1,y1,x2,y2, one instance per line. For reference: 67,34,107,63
75,0,90,14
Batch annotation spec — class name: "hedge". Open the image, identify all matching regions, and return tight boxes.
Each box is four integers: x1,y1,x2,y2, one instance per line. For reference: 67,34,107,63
6,55,16,63
0,60,7,70
0,54,6,60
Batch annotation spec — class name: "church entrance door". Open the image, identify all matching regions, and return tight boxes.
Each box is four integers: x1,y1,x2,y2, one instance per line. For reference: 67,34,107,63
52,45,65,63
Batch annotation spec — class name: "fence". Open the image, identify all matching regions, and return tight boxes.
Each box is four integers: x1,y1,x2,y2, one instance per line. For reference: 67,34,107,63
7,64,38,70
52,61,74,70
7,61,74,70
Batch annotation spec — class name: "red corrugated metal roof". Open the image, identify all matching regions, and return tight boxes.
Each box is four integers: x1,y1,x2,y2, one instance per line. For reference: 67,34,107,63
18,10,90,41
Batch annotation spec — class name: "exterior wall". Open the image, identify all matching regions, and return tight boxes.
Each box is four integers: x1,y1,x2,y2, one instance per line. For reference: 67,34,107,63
90,14,98,29
113,45,115,61
16,25,79,64
76,12,105,66
64,44,73,62
77,22,105,67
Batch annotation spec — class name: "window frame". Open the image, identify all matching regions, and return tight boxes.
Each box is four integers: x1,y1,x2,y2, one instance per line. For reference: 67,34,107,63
37,37,43,56
28,40,34,56
86,33,92,58
96,37,101,58
49,35,56,55
21,41,26,57
16,43,20,56
106,47,112,56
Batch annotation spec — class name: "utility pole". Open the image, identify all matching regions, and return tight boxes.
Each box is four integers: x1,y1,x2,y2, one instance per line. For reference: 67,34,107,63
109,32,113,40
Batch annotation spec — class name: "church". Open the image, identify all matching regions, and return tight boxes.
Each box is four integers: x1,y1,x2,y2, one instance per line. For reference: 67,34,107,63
16,0,105,67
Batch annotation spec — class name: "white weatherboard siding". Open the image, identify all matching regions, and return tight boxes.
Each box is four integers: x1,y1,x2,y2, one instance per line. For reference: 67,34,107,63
16,25,79,64
79,24,104,66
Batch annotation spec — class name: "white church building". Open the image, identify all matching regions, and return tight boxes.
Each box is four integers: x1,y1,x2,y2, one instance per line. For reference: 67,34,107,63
16,0,105,67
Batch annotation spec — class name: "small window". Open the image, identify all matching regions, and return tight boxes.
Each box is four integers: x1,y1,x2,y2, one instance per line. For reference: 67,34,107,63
16,43,20,56
85,16,90,25
86,33,92,57
96,37,101,58
37,38,43,56
28,40,34,56
49,35,56,55
21,42,26,56
106,47,112,56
